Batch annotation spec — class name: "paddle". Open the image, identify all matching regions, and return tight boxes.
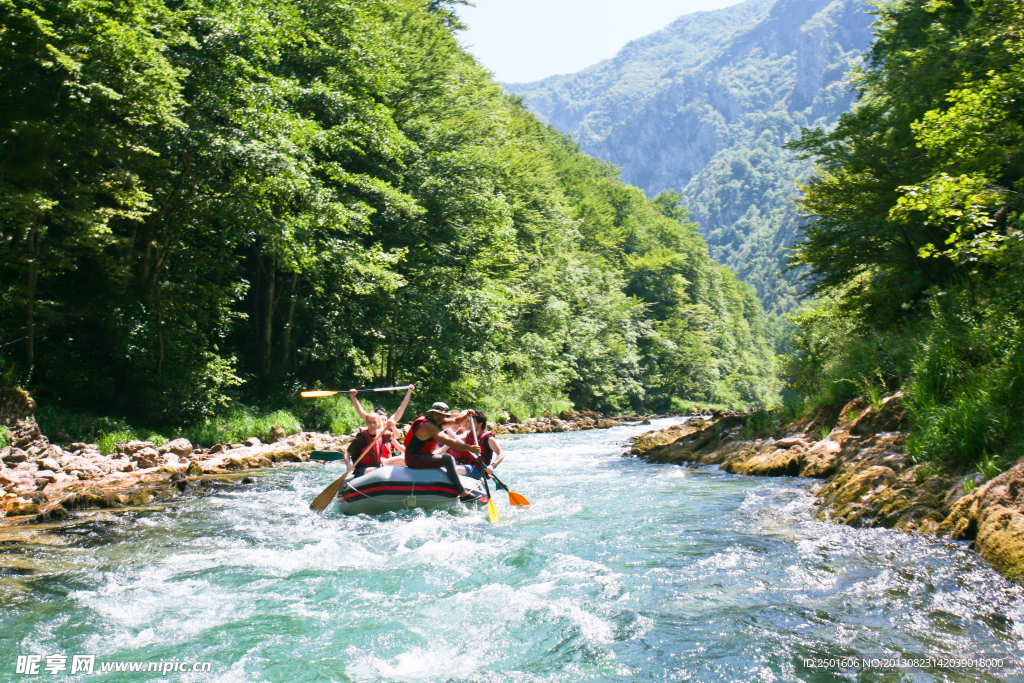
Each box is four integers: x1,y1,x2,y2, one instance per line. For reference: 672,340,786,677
301,385,411,398
488,472,531,507
309,429,384,512
469,418,500,523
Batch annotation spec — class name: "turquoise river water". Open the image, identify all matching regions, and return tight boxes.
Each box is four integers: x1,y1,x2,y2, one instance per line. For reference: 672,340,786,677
2,418,1023,682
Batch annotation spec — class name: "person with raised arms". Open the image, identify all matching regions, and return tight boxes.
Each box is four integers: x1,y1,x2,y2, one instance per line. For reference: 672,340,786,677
345,412,404,478
350,385,413,436
404,402,481,500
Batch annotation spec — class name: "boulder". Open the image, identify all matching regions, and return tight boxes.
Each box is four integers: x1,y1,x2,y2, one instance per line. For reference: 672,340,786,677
268,425,287,443
118,440,155,455
244,437,261,448
208,444,226,455
129,447,159,469
940,458,1024,582
1,447,29,464
158,438,193,458
39,457,61,472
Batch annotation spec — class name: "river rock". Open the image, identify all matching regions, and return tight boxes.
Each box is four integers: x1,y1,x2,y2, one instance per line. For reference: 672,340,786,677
941,457,1024,582
158,438,193,458
39,457,61,472
118,440,155,455
129,447,160,469
244,437,261,447
1,447,29,464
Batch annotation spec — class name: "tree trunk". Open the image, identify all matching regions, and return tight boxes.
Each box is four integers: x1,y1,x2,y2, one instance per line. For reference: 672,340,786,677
259,255,276,378
24,226,40,369
279,271,298,372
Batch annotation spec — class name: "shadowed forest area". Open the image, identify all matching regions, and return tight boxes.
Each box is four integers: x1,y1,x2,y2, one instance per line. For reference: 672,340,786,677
0,0,778,444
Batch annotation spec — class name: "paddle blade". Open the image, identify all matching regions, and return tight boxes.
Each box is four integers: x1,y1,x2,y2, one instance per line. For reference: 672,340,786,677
310,474,348,512
301,390,339,398
508,491,531,507
487,499,501,523
309,451,346,462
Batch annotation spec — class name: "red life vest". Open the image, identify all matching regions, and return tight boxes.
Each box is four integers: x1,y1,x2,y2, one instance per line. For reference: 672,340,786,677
451,429,495,466
353,429,391,468
404,416,439,456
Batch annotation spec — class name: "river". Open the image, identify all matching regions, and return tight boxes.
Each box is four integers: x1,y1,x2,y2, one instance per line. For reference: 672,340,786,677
2,418,1023,682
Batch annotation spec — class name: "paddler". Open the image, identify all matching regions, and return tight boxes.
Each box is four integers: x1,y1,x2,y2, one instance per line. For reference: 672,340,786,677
345,412,404,478
447,411,503,479
349,385,414,427
404,402,481,500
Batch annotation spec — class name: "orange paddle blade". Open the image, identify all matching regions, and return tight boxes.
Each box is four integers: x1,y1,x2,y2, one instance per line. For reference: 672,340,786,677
301,390,339,398
508,491,530,507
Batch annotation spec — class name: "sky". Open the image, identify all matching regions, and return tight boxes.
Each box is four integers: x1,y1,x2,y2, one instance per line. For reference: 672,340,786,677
456,0,745,84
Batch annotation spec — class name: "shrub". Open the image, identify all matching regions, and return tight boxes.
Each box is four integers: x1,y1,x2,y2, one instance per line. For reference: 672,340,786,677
0,425,8,448
185,408,303,446
97,430,137,456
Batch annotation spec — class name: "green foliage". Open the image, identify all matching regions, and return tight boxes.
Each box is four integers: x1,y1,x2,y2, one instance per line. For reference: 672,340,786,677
186,408,303,447
741,409,777,440
976,454,1009,482
297,395,367,436
816,423,833,442
787,0,1024,471
0,425,8,448
97,430,136,456
963,477,975,494
914,462,943,483
904,272,1024,467
36,405,133,443
0,0,779,429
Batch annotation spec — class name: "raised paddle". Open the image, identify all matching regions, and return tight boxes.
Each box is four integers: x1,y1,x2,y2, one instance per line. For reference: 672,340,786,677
469,418,500,523
301,385,411,398
309,429,385,512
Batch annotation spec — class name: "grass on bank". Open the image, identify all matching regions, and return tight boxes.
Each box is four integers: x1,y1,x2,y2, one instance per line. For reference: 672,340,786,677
0,425,8,448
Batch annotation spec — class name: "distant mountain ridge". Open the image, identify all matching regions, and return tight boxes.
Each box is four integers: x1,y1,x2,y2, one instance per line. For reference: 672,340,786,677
506,0,874,314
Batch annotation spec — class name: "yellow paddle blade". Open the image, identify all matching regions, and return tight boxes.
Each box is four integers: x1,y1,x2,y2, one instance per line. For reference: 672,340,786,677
487,500,501,523
301,390,339,398
508,491,531,507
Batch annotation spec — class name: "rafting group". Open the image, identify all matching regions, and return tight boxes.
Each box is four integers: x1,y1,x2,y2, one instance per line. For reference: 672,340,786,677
343,385,504,501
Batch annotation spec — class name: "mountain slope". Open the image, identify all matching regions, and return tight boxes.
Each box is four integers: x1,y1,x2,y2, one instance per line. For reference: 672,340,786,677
506,0,874,314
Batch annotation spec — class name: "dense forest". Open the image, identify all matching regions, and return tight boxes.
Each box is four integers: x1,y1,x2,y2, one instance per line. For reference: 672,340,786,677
787,0,1024,470
0,0,778,441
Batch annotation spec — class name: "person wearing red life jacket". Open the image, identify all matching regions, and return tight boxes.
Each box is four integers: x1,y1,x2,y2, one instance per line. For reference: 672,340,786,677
349,385,413,452
448,410,503,479
403,401,480,499
345,413,404,478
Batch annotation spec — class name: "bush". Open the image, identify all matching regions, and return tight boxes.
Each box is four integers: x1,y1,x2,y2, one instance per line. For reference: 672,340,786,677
97,429,137,456
36,405,136,442
0,425,8,448
905,281,1024,467
185,408,303,447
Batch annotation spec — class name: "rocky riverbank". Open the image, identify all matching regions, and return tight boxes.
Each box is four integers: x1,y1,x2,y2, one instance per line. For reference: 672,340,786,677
491,410,658,435
628,397,1024,583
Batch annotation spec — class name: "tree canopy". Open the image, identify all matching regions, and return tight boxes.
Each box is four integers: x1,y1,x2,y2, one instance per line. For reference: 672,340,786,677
0,0,779,429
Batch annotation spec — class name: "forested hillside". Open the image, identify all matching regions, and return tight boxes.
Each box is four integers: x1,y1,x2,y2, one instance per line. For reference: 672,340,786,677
507,0,874,315
0,0,778,436
787,0,1024,472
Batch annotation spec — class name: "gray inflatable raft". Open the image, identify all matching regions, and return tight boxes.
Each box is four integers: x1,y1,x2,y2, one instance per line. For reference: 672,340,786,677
335,466,488,515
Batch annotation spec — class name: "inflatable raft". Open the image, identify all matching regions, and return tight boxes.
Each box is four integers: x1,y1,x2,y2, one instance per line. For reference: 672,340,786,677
335,466,489,515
